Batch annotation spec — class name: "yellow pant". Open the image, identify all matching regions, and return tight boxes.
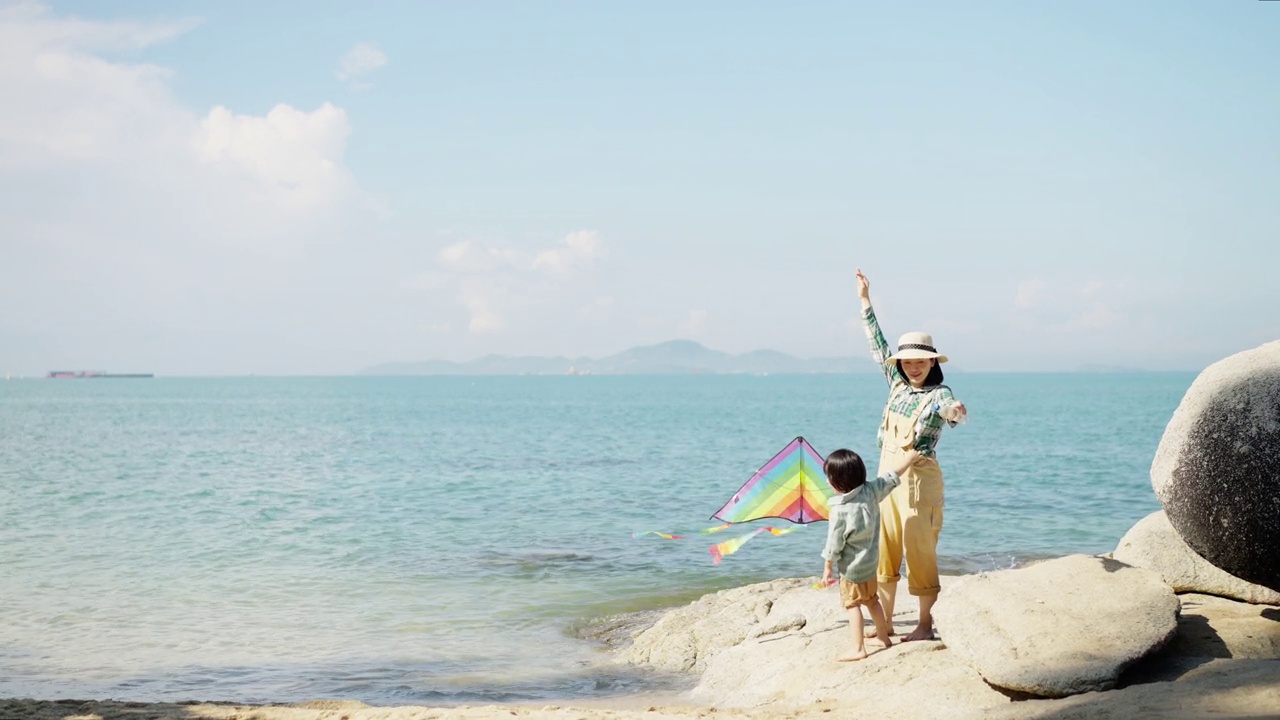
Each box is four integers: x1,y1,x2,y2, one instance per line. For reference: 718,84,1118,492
876,449,944,596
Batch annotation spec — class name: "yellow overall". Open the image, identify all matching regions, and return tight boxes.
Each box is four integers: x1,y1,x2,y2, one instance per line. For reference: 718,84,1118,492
875,396,944,597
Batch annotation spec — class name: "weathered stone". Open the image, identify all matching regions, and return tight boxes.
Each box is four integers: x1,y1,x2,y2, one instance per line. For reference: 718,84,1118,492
622,575,1009,716
980,659,1280,720
619,572,1277,718
1155,593,1280,661
1151,340,1280,592
1114,511,1280,604
694,633,1007,718
932,554,1179,697
621,578,818,673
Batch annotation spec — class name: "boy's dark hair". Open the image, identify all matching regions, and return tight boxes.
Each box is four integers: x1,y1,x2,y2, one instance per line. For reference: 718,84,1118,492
895,359,944,386
824,449,867,493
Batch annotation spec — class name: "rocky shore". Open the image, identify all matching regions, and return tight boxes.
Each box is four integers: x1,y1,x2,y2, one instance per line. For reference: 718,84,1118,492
4,539,1276,720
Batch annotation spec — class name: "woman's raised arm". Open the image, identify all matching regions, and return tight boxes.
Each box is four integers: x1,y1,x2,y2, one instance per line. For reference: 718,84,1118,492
857,268,899,387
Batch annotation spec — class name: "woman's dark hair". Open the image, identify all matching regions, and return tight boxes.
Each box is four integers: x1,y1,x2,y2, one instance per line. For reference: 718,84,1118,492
823,449,867,493
895,359,944,386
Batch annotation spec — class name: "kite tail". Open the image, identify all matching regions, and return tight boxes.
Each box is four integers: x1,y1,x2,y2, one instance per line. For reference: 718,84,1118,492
633,523,734,541
709,526,796,565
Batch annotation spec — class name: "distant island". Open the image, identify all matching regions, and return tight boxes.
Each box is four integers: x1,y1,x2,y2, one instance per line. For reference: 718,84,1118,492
360,339,876,376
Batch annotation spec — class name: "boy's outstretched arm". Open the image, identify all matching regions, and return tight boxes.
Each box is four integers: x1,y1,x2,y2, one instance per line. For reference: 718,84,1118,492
820,514,848,585
892,449,922,477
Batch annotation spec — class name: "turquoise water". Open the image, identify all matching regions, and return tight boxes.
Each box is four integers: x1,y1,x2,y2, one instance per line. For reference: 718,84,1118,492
0,373,1192,705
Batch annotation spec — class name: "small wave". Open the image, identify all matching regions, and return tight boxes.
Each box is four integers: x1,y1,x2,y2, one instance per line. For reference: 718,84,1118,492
940,551,1064,576
478,551,597,569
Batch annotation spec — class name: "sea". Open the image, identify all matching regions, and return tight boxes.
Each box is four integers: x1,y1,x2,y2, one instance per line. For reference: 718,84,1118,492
0,372,1194,706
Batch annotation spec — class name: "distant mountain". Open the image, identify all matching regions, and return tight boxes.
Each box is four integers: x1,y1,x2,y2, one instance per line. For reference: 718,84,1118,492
360,339,874,376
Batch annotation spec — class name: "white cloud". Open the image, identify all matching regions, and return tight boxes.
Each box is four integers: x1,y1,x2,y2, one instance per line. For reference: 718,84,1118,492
193,103,354,213
531,230,602,277
579,295,614,318
0,3,199,164
436,240,521,274
458,282,504,333
1073,301,1120,331
678,309,708,337
413,231,605,335
335,42,387,83
1014,278,1047,310
0,3,367,218
1011,275,1128,334
400,272,446,291
0,3,384,375
0,2,202,52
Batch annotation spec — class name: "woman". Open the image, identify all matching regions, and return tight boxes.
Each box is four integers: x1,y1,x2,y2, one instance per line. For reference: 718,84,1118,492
856,268,966,642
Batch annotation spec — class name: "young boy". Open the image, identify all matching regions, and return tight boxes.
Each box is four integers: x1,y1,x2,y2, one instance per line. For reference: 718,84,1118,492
821,447,921,661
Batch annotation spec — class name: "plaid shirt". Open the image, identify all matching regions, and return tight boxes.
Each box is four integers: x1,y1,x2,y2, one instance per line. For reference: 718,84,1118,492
862,305,959,457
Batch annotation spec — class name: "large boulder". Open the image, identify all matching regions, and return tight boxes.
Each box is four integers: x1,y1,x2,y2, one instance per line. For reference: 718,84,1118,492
932,554,1179,697
1114,511,1280,605
1151,340,1280,592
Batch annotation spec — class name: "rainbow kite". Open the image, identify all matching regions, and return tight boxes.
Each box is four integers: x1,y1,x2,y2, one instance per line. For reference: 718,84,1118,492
712,436,834,524
635,437,836,563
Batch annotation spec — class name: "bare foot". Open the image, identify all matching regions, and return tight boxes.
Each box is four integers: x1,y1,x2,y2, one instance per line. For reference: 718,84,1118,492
902,624,936,642
864,628,896,639
837,649,869,662
870,635,894,649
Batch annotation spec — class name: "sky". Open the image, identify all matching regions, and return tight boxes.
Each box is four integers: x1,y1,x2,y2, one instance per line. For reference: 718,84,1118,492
1,1,1277,376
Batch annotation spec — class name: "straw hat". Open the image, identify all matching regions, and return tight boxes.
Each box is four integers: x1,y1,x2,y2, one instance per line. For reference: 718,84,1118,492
885,331,949,364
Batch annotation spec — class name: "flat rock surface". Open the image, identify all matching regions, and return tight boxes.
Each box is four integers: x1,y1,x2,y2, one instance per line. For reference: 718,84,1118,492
621,575,1011,716
932,554,1179,697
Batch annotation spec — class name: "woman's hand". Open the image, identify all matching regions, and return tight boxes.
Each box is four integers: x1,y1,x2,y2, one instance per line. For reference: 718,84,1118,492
856,267,870,302
822,565,833,586
942,402,967,423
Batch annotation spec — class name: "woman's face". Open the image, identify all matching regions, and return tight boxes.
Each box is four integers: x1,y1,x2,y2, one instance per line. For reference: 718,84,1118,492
901,358,934,387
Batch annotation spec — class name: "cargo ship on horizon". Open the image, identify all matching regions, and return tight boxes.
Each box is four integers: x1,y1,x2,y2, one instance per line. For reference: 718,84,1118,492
47,371,154,379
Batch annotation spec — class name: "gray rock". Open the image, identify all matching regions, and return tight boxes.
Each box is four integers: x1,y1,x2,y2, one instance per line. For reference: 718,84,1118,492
621,578,821,673
618,574,1277,718
1114,511,1280,605
1150,340,1280,592
1157,592,1280,661
622,575,1009,716
932,554,1179,697
980,659,1280,720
